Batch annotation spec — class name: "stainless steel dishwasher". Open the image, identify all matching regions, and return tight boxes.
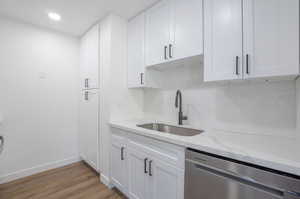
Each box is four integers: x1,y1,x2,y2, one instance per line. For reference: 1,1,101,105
185,149,300,199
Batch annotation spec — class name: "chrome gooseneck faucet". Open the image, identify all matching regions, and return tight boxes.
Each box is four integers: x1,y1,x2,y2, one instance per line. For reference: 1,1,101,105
175,90,188,125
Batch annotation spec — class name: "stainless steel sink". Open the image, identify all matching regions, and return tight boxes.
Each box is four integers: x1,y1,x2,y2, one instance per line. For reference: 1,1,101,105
137,123,203,137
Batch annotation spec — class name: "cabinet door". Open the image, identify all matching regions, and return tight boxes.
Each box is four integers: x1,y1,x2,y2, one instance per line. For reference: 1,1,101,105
80,25,99,89
128,13,145,88
148,159,184,199
243,0,299,78
171,0,203,60
79,90,99,171
146,0,172,66
111,135,127,193
204,0,243,81
128,147,148,199
80,35,89,89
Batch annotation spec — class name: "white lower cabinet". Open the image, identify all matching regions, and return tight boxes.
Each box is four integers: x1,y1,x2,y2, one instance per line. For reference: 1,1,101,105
128,146,149,199
148,159,184,199
111,128,185,199
111,134,128,194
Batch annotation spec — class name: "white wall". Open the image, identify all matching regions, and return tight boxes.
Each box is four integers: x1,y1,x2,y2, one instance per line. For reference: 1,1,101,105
0,17,80,183
144,65,297,137
99,14,144,185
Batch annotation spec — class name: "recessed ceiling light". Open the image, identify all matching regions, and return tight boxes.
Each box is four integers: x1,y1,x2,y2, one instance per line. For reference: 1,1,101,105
48,12,61,21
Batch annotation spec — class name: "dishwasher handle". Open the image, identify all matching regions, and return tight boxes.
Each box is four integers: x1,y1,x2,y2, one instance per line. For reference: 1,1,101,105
190,159,258,184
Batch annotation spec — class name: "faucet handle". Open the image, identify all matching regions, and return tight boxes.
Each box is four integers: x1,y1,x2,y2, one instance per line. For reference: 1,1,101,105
182,115,188,121
178,112,188,125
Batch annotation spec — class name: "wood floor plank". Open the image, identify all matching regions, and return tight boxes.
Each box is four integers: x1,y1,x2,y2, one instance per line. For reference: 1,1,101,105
0,161,127,199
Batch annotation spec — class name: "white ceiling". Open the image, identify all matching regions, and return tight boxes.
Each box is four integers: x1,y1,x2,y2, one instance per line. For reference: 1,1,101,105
0,0,158,36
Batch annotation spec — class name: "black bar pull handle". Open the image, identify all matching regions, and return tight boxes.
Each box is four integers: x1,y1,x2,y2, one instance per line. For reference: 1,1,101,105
164,46,168,60
246,54,250,74
149,160,153,176
84,91,89,101
235,56,239,75
140,73,144,85
144,158,148,174
85,78,89,88
0,135,4,154
169,44,173,58
121,147,125,160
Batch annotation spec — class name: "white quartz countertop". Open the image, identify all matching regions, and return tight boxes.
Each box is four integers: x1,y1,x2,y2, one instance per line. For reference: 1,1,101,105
109,120,300,176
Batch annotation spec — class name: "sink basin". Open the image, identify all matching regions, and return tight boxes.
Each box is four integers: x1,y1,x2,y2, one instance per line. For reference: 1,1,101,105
137,123,203,137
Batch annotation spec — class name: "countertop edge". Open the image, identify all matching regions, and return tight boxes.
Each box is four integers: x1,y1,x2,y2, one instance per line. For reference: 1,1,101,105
109,121,300,177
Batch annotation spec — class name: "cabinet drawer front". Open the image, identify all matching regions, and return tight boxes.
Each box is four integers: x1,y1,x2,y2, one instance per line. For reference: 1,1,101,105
127,133,185,169
111,134,126,146
111,127,185,168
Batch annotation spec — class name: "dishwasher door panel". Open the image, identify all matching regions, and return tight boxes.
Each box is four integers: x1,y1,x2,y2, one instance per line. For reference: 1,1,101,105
185,161,282,199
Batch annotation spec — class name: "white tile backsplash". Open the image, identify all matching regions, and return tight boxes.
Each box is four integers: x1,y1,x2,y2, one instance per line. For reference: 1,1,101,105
144,80,297,136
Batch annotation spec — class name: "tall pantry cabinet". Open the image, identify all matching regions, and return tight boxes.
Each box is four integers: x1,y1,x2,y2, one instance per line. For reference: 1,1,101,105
79,24,100,172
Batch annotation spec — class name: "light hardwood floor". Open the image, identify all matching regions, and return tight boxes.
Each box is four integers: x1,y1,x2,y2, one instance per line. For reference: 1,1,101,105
0,161,126,199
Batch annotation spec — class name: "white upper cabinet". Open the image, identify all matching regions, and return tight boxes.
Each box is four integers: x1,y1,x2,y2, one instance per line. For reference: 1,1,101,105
128,13,146,88
171,0,203,61
204,0,299,82
243,0,299,79
145,0,172,66
204,0,243,81
80,24,99,89
145,0,204,67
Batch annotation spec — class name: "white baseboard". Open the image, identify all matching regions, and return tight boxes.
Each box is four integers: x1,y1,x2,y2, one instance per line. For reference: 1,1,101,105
80,155,99,173
0,156,81,184
100,173,113,189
